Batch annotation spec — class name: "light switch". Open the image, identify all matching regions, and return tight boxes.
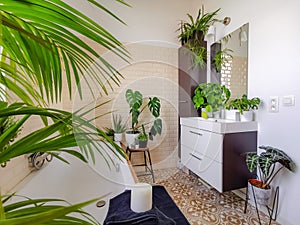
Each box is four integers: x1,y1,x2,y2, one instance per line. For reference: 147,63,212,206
269,96,279,112
282,95,295,106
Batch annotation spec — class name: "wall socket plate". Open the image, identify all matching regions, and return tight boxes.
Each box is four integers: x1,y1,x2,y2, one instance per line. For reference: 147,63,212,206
282,95,295,106
269,96,279,112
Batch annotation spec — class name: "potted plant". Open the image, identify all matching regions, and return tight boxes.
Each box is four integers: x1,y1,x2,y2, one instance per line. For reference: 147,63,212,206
225,94,261,121
178,9,220,68
112,114,127,142
137,125,148,148
245,146,296,205
125,89,162,147
192,82,231,118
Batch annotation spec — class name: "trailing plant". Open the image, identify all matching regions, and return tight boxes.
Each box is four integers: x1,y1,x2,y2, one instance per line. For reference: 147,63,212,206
178,8,220,44
193,83,231,117
186,42,207,69
245,146,296,189
226,94,261,114
214,48,233,72
178,8,220,69
125,89,162,140
112,114,127,133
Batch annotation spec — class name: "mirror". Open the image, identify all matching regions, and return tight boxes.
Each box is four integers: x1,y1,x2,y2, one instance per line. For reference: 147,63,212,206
211,23,249,99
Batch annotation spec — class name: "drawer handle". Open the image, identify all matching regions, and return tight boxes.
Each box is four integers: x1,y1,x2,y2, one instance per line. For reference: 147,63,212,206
190,153,203,161
179,100,188,103
189,130,203,136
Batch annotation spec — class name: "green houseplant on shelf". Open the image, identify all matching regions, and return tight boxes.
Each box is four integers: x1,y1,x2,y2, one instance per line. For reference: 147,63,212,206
112,114,127,142
192,82,231,118
137,125,148,148
0,0,129,224
178,8,220,69
245,146,296,205
125,89,162,147
225,94,261,121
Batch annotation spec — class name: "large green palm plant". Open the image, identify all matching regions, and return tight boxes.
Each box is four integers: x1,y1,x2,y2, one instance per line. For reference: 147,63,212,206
0,0,129,224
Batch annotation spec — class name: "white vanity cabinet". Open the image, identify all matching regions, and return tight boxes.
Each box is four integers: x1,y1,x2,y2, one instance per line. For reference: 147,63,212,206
180,117,257,193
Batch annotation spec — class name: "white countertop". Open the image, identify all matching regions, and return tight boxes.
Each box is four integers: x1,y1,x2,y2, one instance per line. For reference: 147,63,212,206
180,117,258,134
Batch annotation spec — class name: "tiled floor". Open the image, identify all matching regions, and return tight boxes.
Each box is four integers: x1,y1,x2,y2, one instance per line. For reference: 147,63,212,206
138,168,280,225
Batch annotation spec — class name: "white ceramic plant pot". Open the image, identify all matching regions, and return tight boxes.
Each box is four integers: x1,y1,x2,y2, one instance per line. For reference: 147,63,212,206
213,111,220,119
240,111,253,121
248,179,272,205
125,131,139,147
225,109,240,121
114,133,123,142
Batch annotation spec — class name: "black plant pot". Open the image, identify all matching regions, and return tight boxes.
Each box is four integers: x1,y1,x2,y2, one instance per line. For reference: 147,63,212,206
138,140,148,148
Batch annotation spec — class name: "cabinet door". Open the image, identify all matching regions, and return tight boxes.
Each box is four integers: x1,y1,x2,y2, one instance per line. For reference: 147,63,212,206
181,126,223,163
181,145,223,192
178,46,206,117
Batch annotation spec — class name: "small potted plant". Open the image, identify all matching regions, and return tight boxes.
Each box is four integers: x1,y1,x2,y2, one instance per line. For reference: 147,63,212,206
136,125,148,148
192,82,231,118
245,146,296,205
125,89,162,147
112,114,126,142
225,94,261,121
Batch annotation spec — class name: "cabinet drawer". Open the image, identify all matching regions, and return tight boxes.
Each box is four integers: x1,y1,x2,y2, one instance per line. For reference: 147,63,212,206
181,145,223,192
181,125,223,162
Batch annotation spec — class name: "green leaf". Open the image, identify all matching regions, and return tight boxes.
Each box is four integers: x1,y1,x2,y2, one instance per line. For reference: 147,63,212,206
148,97,161,118
125,89,143,108
1,197,99,225
245,152,258,172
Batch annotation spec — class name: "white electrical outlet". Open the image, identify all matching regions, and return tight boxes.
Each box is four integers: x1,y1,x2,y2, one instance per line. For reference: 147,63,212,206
269,96,279,112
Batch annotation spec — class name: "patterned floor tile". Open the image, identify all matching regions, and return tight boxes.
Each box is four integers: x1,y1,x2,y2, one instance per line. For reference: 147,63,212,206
138,167,280,225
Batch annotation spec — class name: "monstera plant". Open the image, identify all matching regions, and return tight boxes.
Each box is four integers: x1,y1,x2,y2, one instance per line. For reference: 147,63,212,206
0,0,129,224
125,89,162,141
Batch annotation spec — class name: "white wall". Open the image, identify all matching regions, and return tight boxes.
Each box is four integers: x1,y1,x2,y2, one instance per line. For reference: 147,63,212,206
201,1,300,224
64,0,196,44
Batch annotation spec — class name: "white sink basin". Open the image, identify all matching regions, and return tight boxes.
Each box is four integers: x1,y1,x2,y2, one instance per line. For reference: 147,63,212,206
180,117,258,134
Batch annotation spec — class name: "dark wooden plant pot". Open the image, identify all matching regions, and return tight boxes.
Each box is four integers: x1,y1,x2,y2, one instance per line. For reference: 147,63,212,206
138,140,148,148
248,179,272,205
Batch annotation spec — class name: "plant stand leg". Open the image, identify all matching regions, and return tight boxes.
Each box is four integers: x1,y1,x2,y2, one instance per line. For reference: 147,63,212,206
267,186,279,225
250,184,262,225
244,184,249,213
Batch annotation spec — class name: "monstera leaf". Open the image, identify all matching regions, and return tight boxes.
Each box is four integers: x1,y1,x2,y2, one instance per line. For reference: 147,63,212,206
149,118,162,141
148,97,161,118
125,89,143,108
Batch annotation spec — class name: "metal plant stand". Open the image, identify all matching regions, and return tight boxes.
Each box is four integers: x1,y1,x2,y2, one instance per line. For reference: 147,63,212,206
244,184,279,225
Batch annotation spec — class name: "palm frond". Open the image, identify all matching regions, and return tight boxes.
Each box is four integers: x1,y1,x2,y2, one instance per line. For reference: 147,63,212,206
0,0,130,104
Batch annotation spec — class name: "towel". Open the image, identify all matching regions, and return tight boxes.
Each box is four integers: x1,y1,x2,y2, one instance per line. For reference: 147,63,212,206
104,186,189,225
104,189,175,225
